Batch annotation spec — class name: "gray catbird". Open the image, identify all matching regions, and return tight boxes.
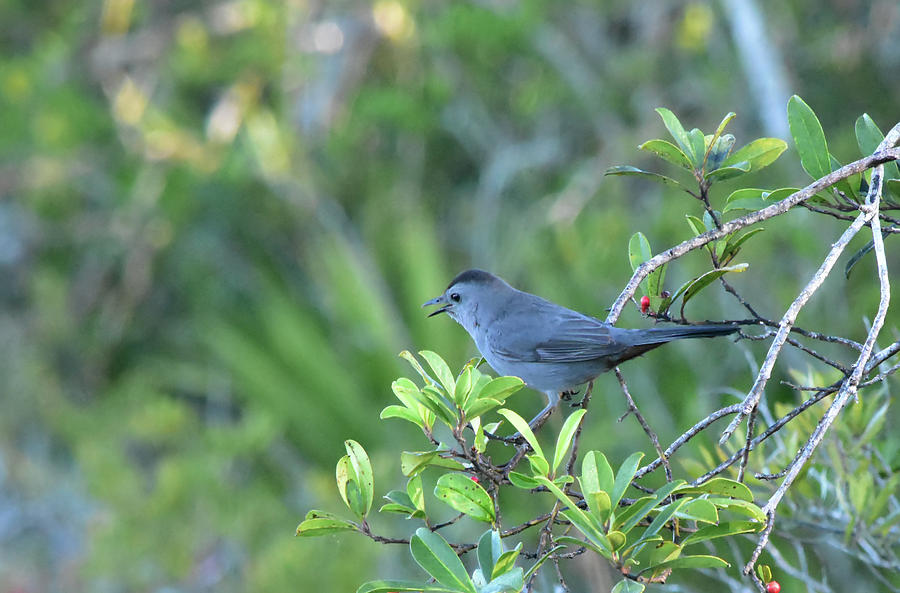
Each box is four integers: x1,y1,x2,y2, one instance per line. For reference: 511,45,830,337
424,269,737,428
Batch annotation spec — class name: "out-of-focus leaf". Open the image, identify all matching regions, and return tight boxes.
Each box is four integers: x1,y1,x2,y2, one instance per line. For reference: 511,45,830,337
788,95,830,180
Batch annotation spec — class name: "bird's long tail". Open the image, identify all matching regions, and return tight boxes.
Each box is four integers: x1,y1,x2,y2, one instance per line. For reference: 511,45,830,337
628,324,738,345
614,324,738,365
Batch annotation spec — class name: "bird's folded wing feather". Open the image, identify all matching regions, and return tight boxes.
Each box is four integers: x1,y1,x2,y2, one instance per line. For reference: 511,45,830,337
488,302,622,363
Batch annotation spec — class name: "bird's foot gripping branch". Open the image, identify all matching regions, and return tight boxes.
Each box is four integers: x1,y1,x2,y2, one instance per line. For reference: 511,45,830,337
298,351,767,593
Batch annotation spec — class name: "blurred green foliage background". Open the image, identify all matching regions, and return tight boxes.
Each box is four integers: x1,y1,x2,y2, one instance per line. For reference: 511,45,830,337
0,0,898,591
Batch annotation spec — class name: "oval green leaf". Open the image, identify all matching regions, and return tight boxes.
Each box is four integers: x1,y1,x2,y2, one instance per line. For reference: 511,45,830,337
434,473,495,523
410,527,477,593
788,95,830,180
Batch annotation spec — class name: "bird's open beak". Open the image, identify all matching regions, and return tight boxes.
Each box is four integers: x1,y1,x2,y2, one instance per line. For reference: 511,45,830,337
423,295,450,317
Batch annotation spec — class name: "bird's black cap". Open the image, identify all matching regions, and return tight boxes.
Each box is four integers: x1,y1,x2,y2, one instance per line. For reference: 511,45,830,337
447,269,499,289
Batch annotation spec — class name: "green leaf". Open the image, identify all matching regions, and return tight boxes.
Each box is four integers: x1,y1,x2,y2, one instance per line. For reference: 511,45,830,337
345,440,374,516
719,228,765,265
497,409,545,461
845,233,891,279
357,580,458,593
856,114,900,179
639,498,689,541
420,385,459,426
704,161,750,182
655,107,695,162
688,128,707,170
680,521,762,546
410,527,477,593
788,95,830,180
524,545,565,581
407,474,425,512
628,232,652,273
401,450,466,476
434,473,496,523
706,133,736,171
604,165,693,193
677,499,719,524
684,214,705,237
641,554,730,574
482,568,525,593
724,138,788,172
614,496,657,535
551,409,587,475
705,497,767,522
420,350,456,396
675,477,755,502
336,455,367,518
491,545,522,579
611,579,645,593
680,263,749,314
507,471,542,489
381,405,425,427
464,398,504,420
454,366,473,407
399,350,436,384
295,514,358,537
477,529,503,582
581,451,615,498
723,187,796,213
618,480,684,534
527,454,550,477
638,139,693,170
756,564,774,583
611,452,644,509
536,477,613,557
478,376,525,402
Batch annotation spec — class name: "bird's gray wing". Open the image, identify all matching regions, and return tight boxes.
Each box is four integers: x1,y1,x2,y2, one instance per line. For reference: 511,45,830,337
488,299,623,363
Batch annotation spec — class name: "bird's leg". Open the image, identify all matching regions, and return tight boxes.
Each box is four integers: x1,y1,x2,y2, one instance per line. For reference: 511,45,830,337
526,391,560,432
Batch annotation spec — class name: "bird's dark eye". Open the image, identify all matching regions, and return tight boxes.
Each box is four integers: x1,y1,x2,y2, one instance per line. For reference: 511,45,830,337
450,292,461,302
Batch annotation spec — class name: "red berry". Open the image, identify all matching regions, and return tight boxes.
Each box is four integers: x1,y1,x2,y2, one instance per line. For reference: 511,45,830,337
470,475,479,483
766,581,780,593
640,295,650,314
